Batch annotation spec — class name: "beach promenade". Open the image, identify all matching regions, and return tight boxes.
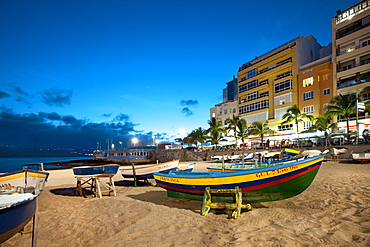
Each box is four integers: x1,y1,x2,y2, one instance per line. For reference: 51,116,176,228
2,160,370,247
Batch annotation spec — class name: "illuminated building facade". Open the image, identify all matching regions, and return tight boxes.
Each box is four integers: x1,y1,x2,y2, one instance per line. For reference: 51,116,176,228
237,36,321,134
332,0,370,132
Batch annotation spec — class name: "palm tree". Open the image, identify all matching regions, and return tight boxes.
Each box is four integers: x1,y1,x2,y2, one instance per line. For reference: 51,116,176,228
325,93,356,143
188,127,208,148
308,114,337,146
235,118,249,149
248,120,278,145
207,117,226,149
225,115,241,148
281,104,313,147
208,131,227,149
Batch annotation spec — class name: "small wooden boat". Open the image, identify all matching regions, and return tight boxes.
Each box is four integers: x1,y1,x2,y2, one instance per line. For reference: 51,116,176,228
352,151,370,163
73,164,119,176
0,168,49,191
154,155,325,203
206,157,305,172
0,168,49,244
120,159,180,180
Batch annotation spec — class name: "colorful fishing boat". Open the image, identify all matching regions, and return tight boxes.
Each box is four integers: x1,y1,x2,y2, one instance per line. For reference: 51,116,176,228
206,157,305,172
120,159,180,180
73,164,120,176
0,168,49,244
352,151,370,163
154,155,325,203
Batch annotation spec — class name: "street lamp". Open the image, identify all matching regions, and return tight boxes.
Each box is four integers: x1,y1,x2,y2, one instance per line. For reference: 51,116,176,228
132,137,138,147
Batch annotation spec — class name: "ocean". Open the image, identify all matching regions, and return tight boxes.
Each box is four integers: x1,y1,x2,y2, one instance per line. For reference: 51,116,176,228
0,157,93,173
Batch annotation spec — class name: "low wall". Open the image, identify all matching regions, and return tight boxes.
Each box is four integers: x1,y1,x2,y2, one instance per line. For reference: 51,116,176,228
151,144,370,163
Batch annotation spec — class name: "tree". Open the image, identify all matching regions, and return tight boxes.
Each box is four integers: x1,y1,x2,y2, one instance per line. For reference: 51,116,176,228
207,117,226,149
187,127,208,148
308,114,337,146
235,118,249,149
325,93,356,143
225,115,241,148
281,104,313,147
248,120,278,145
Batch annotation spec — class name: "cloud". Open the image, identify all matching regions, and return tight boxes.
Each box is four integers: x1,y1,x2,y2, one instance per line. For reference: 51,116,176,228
102,113,112,118
0,107,139,149
0,91,10,99
181,107,193,117
40,88,73,107
180,99,198,106
113,113,130,122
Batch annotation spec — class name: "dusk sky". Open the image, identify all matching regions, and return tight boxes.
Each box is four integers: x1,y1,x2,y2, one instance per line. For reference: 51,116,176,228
0,0,355,149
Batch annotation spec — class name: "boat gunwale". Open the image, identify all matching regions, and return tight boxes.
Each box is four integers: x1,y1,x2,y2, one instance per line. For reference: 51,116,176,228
154,155,325,179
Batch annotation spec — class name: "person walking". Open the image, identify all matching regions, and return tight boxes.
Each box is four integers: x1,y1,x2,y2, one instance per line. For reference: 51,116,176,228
363,129,369,143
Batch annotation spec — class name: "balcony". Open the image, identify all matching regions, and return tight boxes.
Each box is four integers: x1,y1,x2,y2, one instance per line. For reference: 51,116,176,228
239,80,268,94
337,78,370,89
337,59,370,72
239,91,269,104
337,42,369,56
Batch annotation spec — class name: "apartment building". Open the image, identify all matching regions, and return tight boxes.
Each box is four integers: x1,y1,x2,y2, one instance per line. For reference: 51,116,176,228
237,35,321,135
332,0,370,132
298,45,333,131
210,76,238,125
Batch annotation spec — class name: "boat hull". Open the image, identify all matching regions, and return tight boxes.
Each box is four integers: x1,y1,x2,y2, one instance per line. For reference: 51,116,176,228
352,153,370,163
154,156,324,203
120,160,180,179
73,164,119,176
0,195,37,244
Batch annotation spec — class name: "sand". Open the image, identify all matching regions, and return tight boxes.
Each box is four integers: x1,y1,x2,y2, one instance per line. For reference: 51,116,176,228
2,161,370,247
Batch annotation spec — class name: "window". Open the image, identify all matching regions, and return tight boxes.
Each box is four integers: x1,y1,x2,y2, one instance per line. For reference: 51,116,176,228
303,77,314,87
274,79,292,93
323,103,329,112
303,91,314,101
274,93,292,106
212,112,216,118
233,108,237,113
247,68,256,79
303,105,314,114
247,91,257,101
224,109,227,115
278,124,293,131
303,121,312,130
323,88,330,95
239,100,269,114
323,73,330,81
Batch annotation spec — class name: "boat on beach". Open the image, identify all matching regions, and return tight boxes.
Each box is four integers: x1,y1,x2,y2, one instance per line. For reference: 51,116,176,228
120,159,180,180
73,164,120,176
154,155,325,203
0,168,49,244
352,151,370,163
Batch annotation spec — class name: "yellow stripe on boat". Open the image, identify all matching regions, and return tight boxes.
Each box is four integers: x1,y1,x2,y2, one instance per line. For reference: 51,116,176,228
0,173,24,182
283,148,300,154
27,172,48,178
155,157,323,186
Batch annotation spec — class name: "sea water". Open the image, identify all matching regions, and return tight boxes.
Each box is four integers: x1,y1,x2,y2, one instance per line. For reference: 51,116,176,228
0,157,92,173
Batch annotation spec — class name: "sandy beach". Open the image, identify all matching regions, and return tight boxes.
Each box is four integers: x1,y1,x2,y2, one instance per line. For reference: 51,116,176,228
2,160,370,247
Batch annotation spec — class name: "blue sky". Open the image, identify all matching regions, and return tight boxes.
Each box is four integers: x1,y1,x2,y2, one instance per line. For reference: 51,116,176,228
0,0,355,149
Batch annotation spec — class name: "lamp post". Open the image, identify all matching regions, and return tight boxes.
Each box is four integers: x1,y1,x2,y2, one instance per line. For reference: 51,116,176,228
132,137,138,147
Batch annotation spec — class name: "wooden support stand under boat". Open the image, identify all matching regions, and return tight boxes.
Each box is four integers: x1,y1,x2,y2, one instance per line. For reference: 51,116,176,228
201,187,253,219
75,174,116,198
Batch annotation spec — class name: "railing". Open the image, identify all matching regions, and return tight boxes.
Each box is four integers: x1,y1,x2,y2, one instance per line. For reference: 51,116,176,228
337,78,370,89
337,59,370,73
337,43,369,56
336,22,370,40
239,80,268,94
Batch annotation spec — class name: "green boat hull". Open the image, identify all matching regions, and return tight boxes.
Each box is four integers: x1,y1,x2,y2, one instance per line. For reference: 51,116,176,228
166,168,319,203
